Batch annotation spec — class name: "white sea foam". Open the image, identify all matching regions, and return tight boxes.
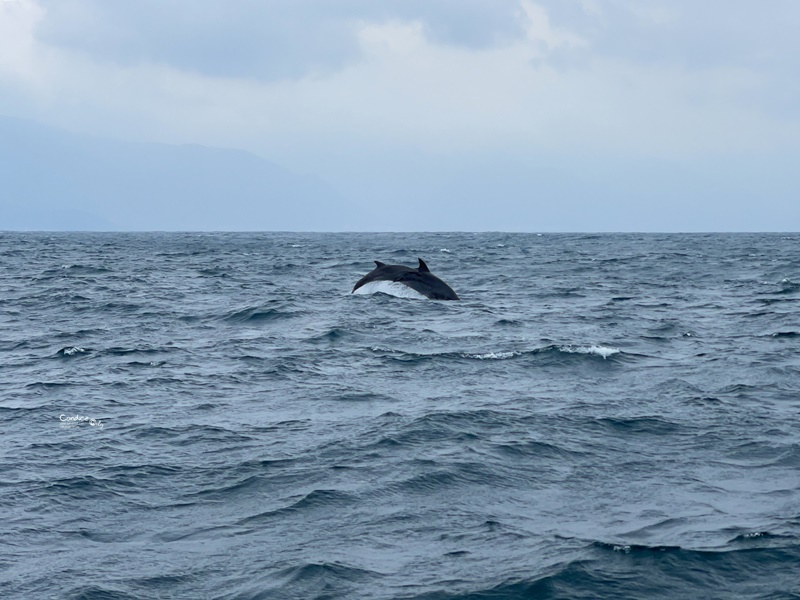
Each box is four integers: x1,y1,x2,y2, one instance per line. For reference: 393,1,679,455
62,347,88,356
440,248,451,253
559,345,620,359
464,351,519,360
353,281,428,300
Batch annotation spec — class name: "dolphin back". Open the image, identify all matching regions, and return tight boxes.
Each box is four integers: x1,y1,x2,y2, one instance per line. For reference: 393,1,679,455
398,271,459,300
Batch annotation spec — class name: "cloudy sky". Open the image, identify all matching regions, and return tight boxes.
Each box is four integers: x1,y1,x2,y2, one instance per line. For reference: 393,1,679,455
1,0,798,230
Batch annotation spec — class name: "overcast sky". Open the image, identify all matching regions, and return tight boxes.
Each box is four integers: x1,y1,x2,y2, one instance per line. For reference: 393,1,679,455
1,0,798,230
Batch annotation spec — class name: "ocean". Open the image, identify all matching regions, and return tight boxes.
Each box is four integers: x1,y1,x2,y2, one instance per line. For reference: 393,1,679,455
1,232,799,599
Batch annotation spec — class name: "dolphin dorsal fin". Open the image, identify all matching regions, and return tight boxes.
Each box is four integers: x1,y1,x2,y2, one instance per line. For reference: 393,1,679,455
417,258,430,272
374,261,386,268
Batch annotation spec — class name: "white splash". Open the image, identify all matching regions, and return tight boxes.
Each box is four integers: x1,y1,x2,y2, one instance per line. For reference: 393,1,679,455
353,280,428,300
559,345,620,359
440,248,451,253
62,347,88,356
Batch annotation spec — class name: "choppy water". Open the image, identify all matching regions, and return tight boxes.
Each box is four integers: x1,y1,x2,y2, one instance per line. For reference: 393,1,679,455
2,232,800,599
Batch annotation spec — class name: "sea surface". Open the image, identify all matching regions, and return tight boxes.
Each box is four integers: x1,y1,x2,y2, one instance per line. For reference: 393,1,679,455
1,232,799,600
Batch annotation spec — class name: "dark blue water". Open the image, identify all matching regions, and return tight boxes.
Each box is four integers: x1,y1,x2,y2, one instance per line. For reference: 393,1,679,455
2,232,799,599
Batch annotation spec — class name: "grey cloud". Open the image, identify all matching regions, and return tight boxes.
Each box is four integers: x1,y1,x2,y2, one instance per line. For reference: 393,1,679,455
35,0,526,81
383,0,526,48
35,0,362,81
542,0,800,72
537,0,800,114
35,0,800,85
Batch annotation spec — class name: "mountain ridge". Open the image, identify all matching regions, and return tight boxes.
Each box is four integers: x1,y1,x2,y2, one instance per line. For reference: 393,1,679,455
0,116,355,231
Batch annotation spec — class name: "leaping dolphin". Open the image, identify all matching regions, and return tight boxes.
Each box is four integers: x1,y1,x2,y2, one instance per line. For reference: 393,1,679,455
352,258,460,300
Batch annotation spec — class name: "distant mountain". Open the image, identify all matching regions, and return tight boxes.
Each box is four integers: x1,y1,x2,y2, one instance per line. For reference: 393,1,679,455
0,116,355,231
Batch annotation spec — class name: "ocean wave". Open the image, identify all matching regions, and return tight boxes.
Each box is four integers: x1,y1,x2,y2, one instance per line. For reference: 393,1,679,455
593,540,683,553
95,301,143,313
756,297,800,305
557,344,621,359
332,391,393,402
250,561,381,599
238,489,356,524
728,530,792,544
307,328,351,342
185,474,265,499
369,344,626,364
222,305,300,323
44,475,128,501
196,266,232,277
591,416,682,435
365,409,530,451
274,561,381,583
770,331,800,338
462,351,520,360
55,346,91,357
61,584,142,599
364,462,510,501
777,278,800,294
25,381,74,391
103,346,182,356
123,360,166,368
0,339,27,352
400,543,800,600
128,424,253,446
59,264,113,275
491,439,587,460
99,464,183,482
494,318,522,326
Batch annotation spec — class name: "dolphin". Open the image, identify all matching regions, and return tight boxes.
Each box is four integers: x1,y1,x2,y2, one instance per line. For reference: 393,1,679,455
352,258,460,300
